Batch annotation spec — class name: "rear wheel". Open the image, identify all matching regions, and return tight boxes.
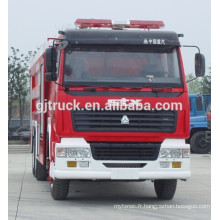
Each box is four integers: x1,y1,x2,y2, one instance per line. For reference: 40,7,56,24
32,134,48,181
190,131,211,154
154,179,177,200
50,179,69,200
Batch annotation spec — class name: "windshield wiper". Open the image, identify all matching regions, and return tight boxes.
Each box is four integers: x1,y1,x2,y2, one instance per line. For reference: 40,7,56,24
83,86,109,91
83,86,142,91
70,85,144,91
66,84,173,92
70,85,110,91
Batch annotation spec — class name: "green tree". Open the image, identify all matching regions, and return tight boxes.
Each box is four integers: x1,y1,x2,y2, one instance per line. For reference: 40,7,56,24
186,68,211,95
8,47,22,126
200,67,211,94
186,73,201,94
8,47,36,127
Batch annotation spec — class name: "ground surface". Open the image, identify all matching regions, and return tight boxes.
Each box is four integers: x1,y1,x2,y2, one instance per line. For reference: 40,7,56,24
8,145,211,220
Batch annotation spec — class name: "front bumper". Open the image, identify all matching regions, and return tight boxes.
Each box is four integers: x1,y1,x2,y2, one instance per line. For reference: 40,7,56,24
50,138,191,180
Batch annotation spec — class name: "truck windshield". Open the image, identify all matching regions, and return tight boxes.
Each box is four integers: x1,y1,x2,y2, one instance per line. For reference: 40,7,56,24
63,46,182,88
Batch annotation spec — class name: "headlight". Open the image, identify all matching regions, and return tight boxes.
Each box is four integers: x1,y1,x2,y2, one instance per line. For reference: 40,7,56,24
159,148,171,158
67,148,91,158
171,149,182,158
159,148,182,158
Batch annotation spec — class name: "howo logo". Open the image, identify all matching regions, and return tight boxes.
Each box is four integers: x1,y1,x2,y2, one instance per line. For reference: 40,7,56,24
121,115,129,124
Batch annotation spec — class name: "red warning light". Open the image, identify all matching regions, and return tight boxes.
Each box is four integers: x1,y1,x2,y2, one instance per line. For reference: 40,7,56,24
75,19,165,30
75,19,112,29
129,20,165,29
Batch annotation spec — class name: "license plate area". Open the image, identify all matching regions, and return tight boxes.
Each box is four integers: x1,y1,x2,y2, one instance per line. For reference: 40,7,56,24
111,170,139,180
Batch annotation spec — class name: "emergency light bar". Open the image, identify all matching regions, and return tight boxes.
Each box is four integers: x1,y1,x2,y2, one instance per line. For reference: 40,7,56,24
75,19,165,30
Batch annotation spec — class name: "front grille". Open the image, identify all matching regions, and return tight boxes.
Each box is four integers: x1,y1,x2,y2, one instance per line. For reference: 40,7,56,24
103,163,146,168
72,110,177,132
90,142,161,161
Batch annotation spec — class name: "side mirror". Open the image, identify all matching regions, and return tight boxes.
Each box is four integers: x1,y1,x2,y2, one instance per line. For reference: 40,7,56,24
45,47,57,81
195,53,205,77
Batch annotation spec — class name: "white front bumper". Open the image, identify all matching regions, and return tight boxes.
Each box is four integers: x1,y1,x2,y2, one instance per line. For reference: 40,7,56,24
50,138,191,180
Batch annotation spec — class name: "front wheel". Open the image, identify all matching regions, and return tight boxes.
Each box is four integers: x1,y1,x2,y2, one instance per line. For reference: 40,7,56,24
50,179,69,200
154,179,177,200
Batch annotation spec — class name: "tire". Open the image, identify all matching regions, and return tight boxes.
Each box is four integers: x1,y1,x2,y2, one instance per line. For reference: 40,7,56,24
190,131,211,154
154,179,177,200
32,134,48,180
50,179,69,200
35,159,48,181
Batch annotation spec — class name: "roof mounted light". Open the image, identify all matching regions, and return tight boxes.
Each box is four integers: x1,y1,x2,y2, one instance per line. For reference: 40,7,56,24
75,19,112,29
129,20,165,29
75,19,165,30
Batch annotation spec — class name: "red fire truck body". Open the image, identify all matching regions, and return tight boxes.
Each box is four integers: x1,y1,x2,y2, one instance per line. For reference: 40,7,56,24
30,19,205,200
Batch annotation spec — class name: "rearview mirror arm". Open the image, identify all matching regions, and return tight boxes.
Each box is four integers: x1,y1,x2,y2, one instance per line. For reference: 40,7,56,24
182,45,200,54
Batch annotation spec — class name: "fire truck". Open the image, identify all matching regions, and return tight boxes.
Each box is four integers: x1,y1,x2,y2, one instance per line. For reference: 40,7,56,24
30,19,205,200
